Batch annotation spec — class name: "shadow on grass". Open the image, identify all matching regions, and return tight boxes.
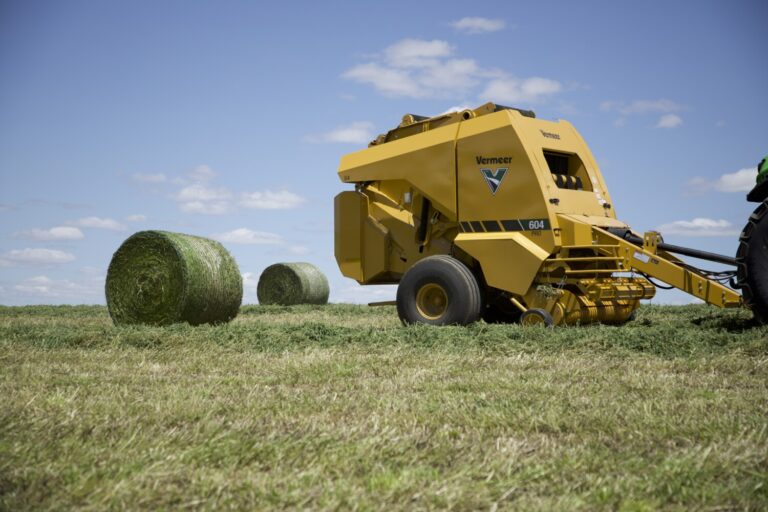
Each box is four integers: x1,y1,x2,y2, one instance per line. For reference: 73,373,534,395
690,313,759,332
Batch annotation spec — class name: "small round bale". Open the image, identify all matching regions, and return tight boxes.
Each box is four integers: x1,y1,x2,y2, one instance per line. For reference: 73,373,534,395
257,262,330,305
105,230,242,326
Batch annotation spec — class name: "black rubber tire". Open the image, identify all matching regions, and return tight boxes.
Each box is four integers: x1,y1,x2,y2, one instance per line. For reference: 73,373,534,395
736,200,768,324
520,308,554,327
396,255,482,326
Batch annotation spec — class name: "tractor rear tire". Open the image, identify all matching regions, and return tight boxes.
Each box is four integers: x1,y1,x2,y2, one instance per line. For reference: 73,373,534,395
396,255,482,326
736,200,768,324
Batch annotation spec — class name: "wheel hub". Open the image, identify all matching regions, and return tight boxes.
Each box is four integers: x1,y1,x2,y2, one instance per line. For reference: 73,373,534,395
416,283,448,320
521,314,545,326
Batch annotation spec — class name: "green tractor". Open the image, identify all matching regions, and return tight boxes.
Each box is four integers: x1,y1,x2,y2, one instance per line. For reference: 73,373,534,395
736,155,768,323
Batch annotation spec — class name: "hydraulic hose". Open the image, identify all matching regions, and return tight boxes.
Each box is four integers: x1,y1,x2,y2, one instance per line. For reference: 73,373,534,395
605,228,737,266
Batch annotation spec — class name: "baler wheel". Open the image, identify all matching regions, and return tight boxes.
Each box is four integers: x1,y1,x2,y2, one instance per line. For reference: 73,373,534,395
520,308,554,327
396,255,482,325
736,200,768,324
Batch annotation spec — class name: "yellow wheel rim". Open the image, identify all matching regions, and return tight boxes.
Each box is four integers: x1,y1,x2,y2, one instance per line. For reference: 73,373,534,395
522,312,546,327
415,283,448,320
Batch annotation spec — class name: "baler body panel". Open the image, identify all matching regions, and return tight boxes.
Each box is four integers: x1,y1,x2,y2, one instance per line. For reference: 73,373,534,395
455,110,616,233
454,231,550,295
338,123,460,219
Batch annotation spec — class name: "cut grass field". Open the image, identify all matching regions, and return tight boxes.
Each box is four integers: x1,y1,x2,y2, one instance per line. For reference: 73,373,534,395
1,304,766,510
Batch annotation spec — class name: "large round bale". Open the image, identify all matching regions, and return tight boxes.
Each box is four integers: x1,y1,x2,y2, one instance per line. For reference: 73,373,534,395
106,230,242,326
257,262,330,305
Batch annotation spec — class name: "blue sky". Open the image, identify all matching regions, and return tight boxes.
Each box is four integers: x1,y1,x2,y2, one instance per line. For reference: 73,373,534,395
1,0,766,305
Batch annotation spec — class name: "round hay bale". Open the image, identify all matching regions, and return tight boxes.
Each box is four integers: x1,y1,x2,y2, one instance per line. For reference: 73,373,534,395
105,230,242,326
257,262,329,305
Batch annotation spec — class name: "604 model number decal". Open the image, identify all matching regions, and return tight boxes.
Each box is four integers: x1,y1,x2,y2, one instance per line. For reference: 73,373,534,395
500,218,551,232
459,219,551,233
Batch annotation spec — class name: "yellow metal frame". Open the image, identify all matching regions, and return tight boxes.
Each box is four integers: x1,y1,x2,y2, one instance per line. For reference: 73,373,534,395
595,228,741,308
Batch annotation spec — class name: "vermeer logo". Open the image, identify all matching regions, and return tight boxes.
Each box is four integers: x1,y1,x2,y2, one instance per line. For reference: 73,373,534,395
480,168,508,195
540,129,561,140
476,156,513,165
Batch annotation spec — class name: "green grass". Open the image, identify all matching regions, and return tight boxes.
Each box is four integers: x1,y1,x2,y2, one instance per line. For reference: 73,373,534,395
1,304,766,510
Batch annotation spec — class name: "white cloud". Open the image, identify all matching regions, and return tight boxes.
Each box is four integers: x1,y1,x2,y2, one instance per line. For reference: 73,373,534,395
600,99,681,115
126,214,146,222
175,183,233,214
440,105,474,115
450,17,505,34
420,58,479,91
14,275,54,295
214,228,284,245
18,226,84,241
656,218,739,237
13,274,103,301
169,165,304,215
685,167,756,195
179,201,230,215
132,173,167,183
171,166,230,214
343,38,560,103
73,217,127,231
343,63,422,97
714,168,755,192
175,183,231,202
239,190,305,209
240,271,261,303
188,165,216,183
3,248,76,264
601,99,683,127
305,122,375,144
684,176,711,196
482,76,562,104
344,55,477,98
242,271,259,288
656,114,683,128
384,39,453,68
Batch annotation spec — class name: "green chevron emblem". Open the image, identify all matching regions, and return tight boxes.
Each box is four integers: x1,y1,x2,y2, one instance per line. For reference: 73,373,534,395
480,168,508,195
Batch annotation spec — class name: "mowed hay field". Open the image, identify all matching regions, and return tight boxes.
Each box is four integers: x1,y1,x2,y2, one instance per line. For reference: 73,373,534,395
1,304,766,511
